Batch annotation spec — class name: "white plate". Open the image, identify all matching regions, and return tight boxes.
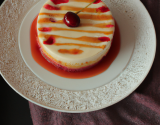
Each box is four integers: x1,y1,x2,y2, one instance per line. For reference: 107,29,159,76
0,0,156,113
18,0,134,91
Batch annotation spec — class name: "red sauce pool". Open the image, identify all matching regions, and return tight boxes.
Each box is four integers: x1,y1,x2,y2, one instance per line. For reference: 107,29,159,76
30,16,120,79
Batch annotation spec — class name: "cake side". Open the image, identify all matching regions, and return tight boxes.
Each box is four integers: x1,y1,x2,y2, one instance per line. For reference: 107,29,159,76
37,0,115,70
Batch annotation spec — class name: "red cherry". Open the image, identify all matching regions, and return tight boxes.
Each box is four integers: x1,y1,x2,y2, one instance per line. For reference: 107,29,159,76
63,12,80,27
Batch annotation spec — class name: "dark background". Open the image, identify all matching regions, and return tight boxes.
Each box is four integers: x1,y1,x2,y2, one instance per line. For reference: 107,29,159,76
1,76,33,125
0,0,33,125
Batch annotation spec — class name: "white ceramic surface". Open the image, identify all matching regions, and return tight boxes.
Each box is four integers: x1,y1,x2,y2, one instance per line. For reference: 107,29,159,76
0,0,156,113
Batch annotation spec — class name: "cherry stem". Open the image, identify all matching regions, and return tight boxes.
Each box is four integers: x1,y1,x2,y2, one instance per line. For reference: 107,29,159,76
75,0,96,14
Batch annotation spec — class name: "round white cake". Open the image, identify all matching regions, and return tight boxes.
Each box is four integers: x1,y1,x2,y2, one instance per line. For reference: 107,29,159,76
37,0,115,72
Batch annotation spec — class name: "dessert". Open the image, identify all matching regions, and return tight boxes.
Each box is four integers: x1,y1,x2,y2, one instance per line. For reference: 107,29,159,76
37,0,115,72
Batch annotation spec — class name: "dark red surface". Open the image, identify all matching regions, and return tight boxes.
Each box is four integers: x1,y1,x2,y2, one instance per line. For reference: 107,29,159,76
98,36,110,42
43,36,55,45
63,12,80,27
28,0,160,124
51,0,69,5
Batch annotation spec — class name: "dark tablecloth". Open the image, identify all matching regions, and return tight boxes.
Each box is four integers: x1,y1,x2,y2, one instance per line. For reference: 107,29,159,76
29,0,160,124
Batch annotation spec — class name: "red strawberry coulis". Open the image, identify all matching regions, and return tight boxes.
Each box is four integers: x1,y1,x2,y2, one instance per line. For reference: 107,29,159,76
43,37,56,45
44,4,60,10
106,25,114,28
38,27,52,32
98,36,110,42
51,0,69,5
96,6,110,13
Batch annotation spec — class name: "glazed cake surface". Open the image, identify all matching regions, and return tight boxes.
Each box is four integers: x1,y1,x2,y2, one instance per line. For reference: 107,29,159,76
37,0,115,71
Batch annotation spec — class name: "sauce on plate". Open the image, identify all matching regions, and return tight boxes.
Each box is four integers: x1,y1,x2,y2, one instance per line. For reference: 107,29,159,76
30,15,120,79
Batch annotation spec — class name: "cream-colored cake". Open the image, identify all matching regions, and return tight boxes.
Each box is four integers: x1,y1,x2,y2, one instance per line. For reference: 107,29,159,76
37,0,115,71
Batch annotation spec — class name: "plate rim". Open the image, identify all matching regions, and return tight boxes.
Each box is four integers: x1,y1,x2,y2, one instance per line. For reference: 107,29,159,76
0,0,156,113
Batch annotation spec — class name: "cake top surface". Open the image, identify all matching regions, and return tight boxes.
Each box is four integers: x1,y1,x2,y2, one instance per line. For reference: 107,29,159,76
37,0,115,61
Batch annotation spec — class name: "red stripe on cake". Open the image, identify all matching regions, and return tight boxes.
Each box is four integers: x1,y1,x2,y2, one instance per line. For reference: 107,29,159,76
93,0,102,4
98,36,110,42
96,6,110,13
106,25,114,28
38,27,52,32
44,4,60,10
43,36,56,45
51,0,69,5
